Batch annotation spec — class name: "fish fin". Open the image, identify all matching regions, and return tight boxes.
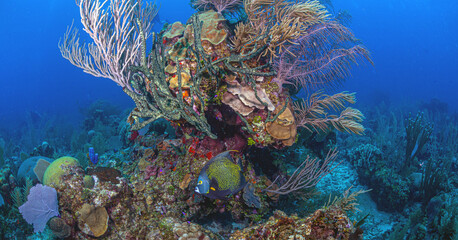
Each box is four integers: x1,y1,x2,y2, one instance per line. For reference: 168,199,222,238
217,151,233,160
236,156,244,170
209,177,219,190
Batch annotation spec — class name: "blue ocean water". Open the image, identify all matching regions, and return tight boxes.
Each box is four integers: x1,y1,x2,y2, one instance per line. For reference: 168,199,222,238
0,0,195,128
0,0,456,126
0,0,457,239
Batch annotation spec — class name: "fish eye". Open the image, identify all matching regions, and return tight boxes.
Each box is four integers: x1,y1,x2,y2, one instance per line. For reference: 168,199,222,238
198,180,203,185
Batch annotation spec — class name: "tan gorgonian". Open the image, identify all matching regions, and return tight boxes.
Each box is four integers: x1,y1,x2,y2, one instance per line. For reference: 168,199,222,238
231,0,329,60
293,91,365,135
324,186,371,213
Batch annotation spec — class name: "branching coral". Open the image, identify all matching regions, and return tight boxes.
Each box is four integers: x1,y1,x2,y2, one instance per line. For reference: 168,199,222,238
191,0,242,14
274,22,372,91
228,0,370,140
126,30,216,138
232,0,330,59
324,186,370,213
405,112,433,166
293,91,365,135
264,148,339,195
420,160,444,207
12,177,33,208
59,0,158,91
60,0,369,141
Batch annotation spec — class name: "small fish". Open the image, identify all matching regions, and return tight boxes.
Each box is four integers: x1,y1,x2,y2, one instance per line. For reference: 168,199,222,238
195,151,247,199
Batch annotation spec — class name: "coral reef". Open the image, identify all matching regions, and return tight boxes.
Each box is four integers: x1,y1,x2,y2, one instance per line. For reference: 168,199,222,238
0,0,376,238
230,207,360,239
60,0,369,147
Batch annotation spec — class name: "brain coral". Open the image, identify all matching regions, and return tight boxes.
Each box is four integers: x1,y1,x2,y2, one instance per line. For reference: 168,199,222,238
43,156,80,188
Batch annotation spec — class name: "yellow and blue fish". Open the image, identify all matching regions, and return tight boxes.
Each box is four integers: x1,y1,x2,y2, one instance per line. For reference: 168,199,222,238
195,151,247,199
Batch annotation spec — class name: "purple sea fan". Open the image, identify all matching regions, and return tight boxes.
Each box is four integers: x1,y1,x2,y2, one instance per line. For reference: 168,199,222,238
19,184,59,233
274,22,372,91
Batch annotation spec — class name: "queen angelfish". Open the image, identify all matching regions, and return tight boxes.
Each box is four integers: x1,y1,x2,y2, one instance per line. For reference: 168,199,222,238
195,151,247,199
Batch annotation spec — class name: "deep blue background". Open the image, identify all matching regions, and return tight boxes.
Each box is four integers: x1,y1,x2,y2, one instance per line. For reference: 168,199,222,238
334,0,458,110
0,0,457,130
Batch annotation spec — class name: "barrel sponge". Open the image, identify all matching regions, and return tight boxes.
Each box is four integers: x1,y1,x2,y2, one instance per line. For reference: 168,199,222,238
43,156,80,188
17,156,54,182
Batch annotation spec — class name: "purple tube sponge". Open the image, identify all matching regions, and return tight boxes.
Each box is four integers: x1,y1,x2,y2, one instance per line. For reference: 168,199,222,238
88,147,99,165
19,184,59,233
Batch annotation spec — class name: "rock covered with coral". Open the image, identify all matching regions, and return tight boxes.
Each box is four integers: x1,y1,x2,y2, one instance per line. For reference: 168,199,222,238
230,209,360,240
146,217,214,240
48,0,372,238
151,8,299,148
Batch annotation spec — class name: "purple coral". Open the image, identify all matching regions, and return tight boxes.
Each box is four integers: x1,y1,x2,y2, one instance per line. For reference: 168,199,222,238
19,184,59,233
274,22,372,91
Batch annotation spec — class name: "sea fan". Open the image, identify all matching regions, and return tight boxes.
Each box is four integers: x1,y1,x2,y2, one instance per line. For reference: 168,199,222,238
274,22,372,91
18,184,59,233
293,91,365,135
